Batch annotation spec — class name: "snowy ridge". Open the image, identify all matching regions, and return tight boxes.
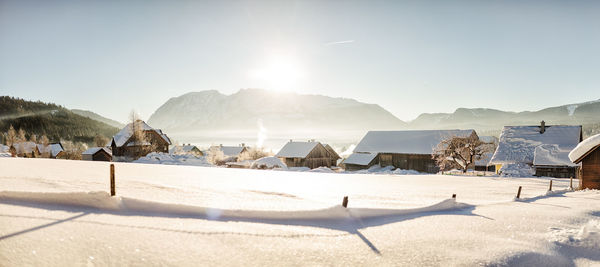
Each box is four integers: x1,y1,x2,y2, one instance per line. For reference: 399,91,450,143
0,191,468,221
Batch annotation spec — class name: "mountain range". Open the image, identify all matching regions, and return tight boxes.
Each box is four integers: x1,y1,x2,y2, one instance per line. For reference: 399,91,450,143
146,89,600,137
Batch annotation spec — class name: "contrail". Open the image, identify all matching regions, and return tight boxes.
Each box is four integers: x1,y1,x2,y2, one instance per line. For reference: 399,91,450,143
324,40,355,46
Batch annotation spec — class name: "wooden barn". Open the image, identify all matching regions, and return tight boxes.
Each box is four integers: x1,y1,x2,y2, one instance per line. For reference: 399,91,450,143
489,121,582,178
343,130,478,173
276,140,339,169
474,136,498,172
82,147,112,162
109,120,171,160
568,134,600,189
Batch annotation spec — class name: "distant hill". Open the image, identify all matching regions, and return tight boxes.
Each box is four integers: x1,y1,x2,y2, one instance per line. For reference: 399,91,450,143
71,109,124,128
148,89,406,133
408,100,600,137
0,96,119,144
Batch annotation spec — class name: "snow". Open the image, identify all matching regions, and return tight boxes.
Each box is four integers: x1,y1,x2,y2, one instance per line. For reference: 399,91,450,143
1,144,10,153
251,156,287,169
1,157,599,266
498,163,535,177
354,130,475,155
569,134,600,163
275,141,319,158
169,145,200,154
490,125,581,165
12,141,38,154
133,152,211,167
533,144,578,167
342,152,378,166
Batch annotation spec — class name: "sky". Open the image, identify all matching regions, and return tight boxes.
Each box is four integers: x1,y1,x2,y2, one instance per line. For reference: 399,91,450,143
1,0,599,123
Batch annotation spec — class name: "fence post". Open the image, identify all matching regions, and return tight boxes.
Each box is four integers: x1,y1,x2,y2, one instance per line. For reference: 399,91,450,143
516,186,522,199
548,180,553,191
110,164,115,196
452,194,456,199
342,196,348,208
569,177,573,190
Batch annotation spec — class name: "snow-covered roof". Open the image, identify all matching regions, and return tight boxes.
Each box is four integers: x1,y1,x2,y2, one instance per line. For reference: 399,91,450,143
170,145,200,154
275,141,319,158
475,151,494,166
111,120,171,148
490,125,581,165
0,145,9,153
342,152,378,166
353,130,475,155
82,147,112,156
37,143,64,157
12,142,38,154
569,133,600,163
533,144,577,167
479,136,498,144
210,146,247,157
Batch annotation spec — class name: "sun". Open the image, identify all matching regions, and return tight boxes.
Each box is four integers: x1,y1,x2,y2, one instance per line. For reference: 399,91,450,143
248,54,304,91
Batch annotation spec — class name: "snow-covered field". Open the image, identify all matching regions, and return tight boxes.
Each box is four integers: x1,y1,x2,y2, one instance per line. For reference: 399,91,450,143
1,157,599,266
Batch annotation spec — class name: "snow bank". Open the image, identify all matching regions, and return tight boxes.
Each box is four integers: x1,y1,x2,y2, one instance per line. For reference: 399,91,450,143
350,165,423,175
0,190,468,221
133,152,212,167
568,133,600,162
498,163,535,177
250,156,287,169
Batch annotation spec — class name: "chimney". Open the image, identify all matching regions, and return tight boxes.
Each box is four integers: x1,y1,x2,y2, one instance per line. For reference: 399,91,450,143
219,144,223,147
241,143,245,147
540,120,546,134
289,139,292,143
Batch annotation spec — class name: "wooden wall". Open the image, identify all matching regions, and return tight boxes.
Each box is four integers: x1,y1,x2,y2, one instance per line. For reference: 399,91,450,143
378,153,439,173
581,147,600,189
282,144,338,169
534,166,577,178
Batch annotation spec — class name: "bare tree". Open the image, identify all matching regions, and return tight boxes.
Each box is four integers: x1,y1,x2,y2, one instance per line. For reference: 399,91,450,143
17,128,26,142
433,135,495,173
94,134,109,147
207,146,226,165
40,135,50,146
237,147,271,162
30,134,37,144
61,140,87,160
6,125,17,146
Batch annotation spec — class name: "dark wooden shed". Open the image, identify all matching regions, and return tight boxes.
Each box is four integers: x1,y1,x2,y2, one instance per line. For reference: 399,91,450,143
569,134,600,189
82,147,112,162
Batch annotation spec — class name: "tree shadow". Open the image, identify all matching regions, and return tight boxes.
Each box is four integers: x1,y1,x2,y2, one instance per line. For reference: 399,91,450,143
0,212,88,241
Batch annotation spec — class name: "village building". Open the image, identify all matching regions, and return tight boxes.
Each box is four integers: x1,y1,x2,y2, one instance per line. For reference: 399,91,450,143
568,134,600,189
37,143,64,159
276,140,339,169
10,141,40,158
169,144,203,156
109,120,171,160
342,130,478,173
489,121,582,178
324,144,342,166
208,144,248,163
82,147,112,161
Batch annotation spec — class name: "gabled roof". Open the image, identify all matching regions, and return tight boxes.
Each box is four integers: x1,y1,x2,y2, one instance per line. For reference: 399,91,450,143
209,145,247,157
170,145,200,154
276,141,320,158
37,143,64,157
569,133,600,163
110,120,171,148
490,125,581,165
83,147,112,156
12,142,39,154
354,130,476,155
342,152,378,166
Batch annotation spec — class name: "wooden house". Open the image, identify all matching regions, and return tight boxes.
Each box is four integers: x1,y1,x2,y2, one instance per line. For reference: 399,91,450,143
37,143,64,159
208,144,248,163
10,142,40,158
276,140,339,169
568,134,600,189
490,121,582,178
343,130,478,173
82,147,112,162
169,144,203,156
109,120,171,160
